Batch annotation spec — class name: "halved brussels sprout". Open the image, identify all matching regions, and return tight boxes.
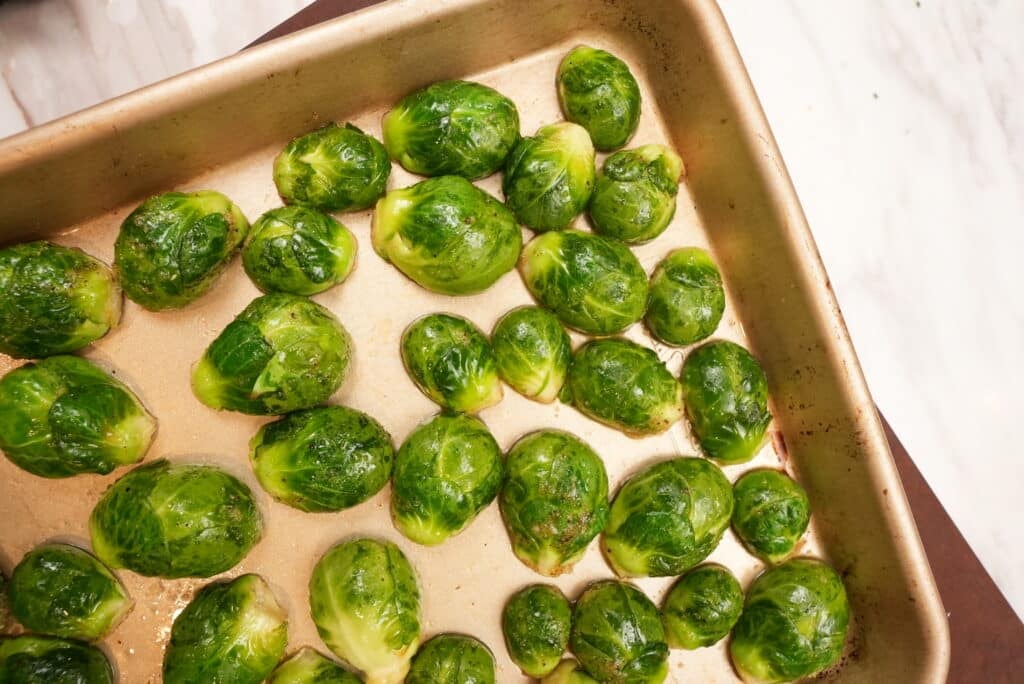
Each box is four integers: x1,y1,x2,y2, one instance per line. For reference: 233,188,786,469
602,457,733,578
0,355,156,478
557,46,641,151
0,241,121,359
542,659,599,684
660,564,743,650
309,538,421,684
646,248,725,346
519,230,648,335
499,430,609,576
502,584,572,678
242,206,357,295
9,543,131,641
274,122,391,212
391,414,502,545
0,635,113,684
114,190,249,310
680,340,772,463
400,314,502,414
89,459,262,578
406,634,495,684
732,469,810,564
564,338,682,436
570,580,668,684
589,145,683,244
192,293,352,415
730,558,850,683
163,574,288,684
270,648,362,683
383,80,520,179
503,122,595,232
250,405,394,513
373,176,522,295
491,306,571,403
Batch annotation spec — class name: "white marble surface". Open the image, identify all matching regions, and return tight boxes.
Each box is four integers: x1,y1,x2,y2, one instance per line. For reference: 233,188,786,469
0,0,1021,620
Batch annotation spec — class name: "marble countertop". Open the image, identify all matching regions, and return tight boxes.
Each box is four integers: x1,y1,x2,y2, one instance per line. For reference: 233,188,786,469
1,0,1021,621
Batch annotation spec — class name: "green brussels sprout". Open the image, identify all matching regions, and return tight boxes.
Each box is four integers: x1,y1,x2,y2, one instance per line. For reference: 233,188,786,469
406,634,496,684
542,659,599,684
732,470,811,564
564,338,682,436
242,206,357,295
557,46,641,151
602,457,733,578
589,145,683,245
0,241,121,359
730,558,850,683
192,293,352,415
270,648,363,684
0,355,156,478
491,306,570,403
499,430,609,576
503,122,596,232
163,573,288,684
274,122,391,212
680,340,772,464
89,459,262,578
570,580,668,684
373,176,522,295
660,564,743,650
8,543,131,641
0,635,113,684
391,414,502,546
309,538,421,684
0,572,8,632
646,248,725,346
114,190,249,310
502,584,572,678
400,314,502,414
519,230,648,335
383,80,520,179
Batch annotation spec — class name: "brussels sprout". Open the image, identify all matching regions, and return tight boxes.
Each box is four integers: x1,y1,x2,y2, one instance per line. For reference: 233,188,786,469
400,314,502,414
557,46,641,151
242,206,357,295
589,145,683,245
730,558,850,683
519,230,648,335
274,123,391,212
570,580,668,683
660,564,743,650
383,80,520,179
192,293,352,415
732,470,811,564
391,414,502,545
373,176,522,295
503,122,596,232
114,190,249,310
499,430,609,576
502,584,572,678
406,634,495,684
309,538,421,684
0,635,113,684
680,340,772,463
0,241,121,359
163,574,288,684
564,338,682,436
0,355,156,478
250,406,394,513
0,572,8,632
270,648,363,684
491,306,570,403
646,248,725,346
8,543,131,641
89,459,262,578
542,659,599,684
602,457,733,578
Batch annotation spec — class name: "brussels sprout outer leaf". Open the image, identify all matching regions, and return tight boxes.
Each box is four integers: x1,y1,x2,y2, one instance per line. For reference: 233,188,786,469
0,635,114,684
646,248,725,346
0,573,8,632
557,46,641,151
732,470,811,564
406,633,496,684
541,659,600,684
660,564,743,649
269,647,363,683
502,584,572,678
491,306,571,403
589,145,683,244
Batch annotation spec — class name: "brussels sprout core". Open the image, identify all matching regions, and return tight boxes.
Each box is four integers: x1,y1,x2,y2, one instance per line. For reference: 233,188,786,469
660,564,743,650
542,659,599,684
732,469,811,563
589,145,683,244
491,306,571,403
269,648,362,684
557,46,642,151
646,247,725,346
502,584,572,678
0,635,114,683
406,633,496,684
